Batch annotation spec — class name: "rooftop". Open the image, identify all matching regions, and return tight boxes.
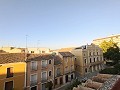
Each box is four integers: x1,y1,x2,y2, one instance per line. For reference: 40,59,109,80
59,52,74,57
0,53,61,64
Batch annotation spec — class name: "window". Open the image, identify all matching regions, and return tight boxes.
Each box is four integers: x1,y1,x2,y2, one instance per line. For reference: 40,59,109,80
84,59,87,64
90,58,92,63
89,52,91,56
42,51,45,53
31,61,37,71
85,68,87,73
55,79,57,85
41,72,47,81
56,68,60,76
71,74,73,80
75,57,77,61
31,86,37,90
31,51,34,53
31,74,37,86
42,60,47,68
49,60,51,64
5,81,13,90
49,71,52,76
60,77,63,85
65,66,68,73
97,57,99,61
7,67,13,78
94,58,95,62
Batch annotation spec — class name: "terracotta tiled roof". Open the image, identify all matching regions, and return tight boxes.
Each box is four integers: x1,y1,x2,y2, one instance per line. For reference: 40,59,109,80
85,79,102,89
0,53,62,64
59,52,74,57
0,50,7,53
54,56,62,65
0,53,26,64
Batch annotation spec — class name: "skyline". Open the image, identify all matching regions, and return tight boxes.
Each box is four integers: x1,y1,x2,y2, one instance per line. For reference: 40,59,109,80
0,0,120,49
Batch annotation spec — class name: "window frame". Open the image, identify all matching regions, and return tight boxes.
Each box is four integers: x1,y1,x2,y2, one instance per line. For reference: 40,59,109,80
6,67,13,78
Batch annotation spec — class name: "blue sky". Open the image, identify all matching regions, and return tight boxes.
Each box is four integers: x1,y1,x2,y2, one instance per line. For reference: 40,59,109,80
0,0,120,49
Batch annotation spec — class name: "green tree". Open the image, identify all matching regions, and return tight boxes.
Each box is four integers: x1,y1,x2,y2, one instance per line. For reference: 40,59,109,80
45,81,53,90
100,40,120,64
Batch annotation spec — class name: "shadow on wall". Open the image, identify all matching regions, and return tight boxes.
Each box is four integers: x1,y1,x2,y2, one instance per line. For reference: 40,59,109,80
0,72,25,90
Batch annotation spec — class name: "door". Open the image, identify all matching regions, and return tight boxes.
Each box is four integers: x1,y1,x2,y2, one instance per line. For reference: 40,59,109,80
5,81,13,90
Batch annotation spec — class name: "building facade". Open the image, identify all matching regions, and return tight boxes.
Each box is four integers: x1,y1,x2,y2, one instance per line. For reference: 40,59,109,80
58,52,75,84
26,54,55,90
0,53,26,90
71,44,104,76
93,34,120,47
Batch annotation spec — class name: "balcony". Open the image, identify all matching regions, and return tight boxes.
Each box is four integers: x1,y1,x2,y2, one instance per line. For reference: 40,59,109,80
41,78,48,83
6,73,13,78
31,67,37,71
91,61,104,66
41,65,47,69
30,81,37,86
56,72,61,77
65,71,70,74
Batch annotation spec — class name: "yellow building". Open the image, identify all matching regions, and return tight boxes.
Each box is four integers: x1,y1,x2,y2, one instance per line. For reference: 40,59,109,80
93,34,120,47
0,53,26,90
71,44,104,76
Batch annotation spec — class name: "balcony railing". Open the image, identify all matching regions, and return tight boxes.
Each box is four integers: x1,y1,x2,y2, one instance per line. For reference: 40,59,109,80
6,73,13,78
41,65,47,69
56,72,61,77
91,61,104,66
30,81,37,86
41,78,48,83
31,67,37,71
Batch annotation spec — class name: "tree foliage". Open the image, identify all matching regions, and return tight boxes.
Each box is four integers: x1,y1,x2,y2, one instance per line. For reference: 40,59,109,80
100,40,120,64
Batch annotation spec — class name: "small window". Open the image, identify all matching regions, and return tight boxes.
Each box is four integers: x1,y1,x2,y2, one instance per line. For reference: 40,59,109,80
94,58,95,62
7,67,13,78
90,58,92,63
71,74,73,80
75,57,77,61
85,68,87,73
42,51,45,53
31,51,34,53
49,71,52,76
31,61,37,71
49,60,51,64
84,59,86,64
55,79,57,85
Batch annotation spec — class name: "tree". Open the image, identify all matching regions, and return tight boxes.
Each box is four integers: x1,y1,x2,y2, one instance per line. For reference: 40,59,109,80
100,40,120,64
45,81,53,90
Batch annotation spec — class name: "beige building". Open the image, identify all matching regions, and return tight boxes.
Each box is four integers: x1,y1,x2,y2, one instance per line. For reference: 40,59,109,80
0,47,25,53
58,52,75,84
27,47,51,54
0,47,51,54
93,34,120,47
71,44,104,76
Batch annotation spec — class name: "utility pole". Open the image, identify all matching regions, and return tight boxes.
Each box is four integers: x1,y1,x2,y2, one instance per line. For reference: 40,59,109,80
24,35,28,89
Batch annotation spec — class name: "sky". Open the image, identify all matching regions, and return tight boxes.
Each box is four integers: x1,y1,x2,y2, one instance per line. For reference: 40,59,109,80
0,0,120,49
